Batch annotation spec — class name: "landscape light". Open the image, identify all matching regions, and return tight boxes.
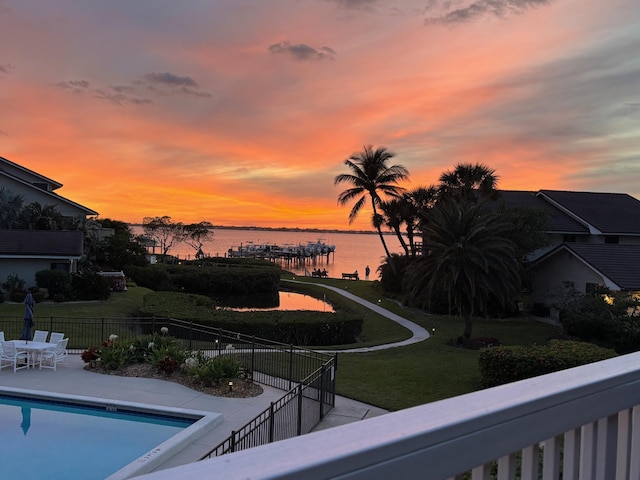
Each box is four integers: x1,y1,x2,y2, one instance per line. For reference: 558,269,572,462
228,381,233,392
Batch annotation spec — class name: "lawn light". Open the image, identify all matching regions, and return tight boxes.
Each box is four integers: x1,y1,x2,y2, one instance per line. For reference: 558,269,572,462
228,381,233,392
432,328,436,336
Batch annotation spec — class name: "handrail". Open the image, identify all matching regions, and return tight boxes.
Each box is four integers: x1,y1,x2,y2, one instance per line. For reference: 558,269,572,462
144,352,640,479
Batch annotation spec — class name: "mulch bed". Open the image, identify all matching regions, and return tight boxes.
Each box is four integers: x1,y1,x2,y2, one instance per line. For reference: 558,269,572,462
84,362,263,398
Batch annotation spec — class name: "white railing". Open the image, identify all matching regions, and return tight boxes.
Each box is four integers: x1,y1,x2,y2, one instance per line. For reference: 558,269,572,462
139,352,640,480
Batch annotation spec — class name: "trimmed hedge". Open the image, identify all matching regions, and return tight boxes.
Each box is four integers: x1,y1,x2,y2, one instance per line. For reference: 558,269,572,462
125,262,282,295
478,340,618,388
140,291,362,346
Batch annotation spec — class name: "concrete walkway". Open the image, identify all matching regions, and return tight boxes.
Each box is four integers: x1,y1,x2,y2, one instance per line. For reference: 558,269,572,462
283,278,431,352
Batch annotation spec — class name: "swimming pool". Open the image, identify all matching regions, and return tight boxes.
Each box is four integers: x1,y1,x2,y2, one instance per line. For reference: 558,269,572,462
0,387,223,480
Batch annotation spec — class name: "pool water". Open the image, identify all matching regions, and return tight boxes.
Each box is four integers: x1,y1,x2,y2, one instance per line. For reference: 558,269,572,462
0,394,195,479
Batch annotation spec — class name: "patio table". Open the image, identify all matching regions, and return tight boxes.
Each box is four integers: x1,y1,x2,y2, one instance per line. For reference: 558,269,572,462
13,340,56,368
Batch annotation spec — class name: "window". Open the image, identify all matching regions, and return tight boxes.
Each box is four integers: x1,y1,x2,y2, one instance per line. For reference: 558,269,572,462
563,234,576,242
605,236,619,244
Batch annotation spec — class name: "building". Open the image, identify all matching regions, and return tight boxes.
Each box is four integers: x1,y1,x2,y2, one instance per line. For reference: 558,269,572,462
492,190,640,307
0,155,98,287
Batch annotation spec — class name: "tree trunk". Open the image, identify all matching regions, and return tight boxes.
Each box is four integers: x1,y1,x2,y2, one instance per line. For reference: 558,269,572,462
463,314,473,340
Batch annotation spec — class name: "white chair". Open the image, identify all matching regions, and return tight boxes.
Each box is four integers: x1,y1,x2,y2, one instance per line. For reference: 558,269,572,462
33,330,49,343
0,341,29,372
39,338,69,371
49,332,64,345
0,332,4,356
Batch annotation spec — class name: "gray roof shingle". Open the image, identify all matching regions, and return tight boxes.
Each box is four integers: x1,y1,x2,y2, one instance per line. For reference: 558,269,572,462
538,190,640,235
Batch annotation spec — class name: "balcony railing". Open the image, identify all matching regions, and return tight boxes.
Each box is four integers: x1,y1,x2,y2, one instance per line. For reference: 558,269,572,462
141,351,640,480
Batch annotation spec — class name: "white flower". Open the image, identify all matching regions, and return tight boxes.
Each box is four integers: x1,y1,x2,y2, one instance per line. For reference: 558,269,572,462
185,357,197,368
128,345,135,352
226,344,235,350
160,327,169,335
148,342,155,349
109,334,118,341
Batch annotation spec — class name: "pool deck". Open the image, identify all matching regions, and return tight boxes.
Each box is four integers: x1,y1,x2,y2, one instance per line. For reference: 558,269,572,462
0,355,387,475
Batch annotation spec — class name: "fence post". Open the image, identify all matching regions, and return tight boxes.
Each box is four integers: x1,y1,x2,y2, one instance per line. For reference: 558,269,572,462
230,430,237,453
269,402,275,443
289,344,294,390
251,336,256,381
319,364,326,420
189,321,193,350
101,317,105,342
297,383,303,436
218,327,222,355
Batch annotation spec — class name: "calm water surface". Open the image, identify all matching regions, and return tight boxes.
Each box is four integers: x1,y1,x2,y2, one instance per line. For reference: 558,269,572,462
133,227,404,279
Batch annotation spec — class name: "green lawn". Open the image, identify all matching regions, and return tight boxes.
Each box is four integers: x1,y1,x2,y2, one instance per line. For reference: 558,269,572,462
0,280,562,411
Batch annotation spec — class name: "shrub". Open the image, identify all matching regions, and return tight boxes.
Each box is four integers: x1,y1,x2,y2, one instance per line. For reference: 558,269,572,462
188,355,241,387
35,269,72,297
478,340,618,388
2,273,25,293
71,271,111,300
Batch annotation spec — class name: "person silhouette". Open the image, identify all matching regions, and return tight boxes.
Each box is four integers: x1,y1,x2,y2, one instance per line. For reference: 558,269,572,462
365,265,370,280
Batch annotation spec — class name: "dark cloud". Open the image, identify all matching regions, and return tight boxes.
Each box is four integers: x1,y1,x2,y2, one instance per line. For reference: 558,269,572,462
268,41,337,61
142,72,199,88
323,0,377,9
55,80,91,93
425,0,553,25
0,63,13,75
54,71,211,105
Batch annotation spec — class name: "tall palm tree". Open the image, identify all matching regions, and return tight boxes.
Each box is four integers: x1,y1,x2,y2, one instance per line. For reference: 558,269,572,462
407,200,521,339
334,145,409,259
406,186,439,256
380,199,410,256
438,162,499,204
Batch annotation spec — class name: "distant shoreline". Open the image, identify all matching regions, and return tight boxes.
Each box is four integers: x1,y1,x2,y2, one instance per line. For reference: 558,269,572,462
128,224,382,235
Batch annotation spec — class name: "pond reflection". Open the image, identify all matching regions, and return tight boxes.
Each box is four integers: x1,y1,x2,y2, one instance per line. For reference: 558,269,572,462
216,291,334,312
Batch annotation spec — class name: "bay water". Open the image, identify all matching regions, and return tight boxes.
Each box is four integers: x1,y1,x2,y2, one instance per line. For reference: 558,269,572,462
132,226,404,280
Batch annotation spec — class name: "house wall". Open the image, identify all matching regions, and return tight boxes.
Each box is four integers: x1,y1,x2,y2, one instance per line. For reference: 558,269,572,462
531,250,606,305
0,258,75,289
2,175,90,218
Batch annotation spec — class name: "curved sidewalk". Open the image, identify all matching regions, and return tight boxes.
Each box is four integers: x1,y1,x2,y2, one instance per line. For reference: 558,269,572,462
283,279,430,352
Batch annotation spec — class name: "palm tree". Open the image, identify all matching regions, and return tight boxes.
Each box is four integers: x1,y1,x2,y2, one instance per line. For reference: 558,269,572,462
406,186,439,256
438,162,499,204
407,200,521,339
380,199,410,256
0,187,25,228
334,145,409,259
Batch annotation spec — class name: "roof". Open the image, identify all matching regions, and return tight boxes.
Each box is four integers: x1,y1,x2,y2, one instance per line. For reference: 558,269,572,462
0,155,62,190
535,243,640,291
537,190,640,235
0,230,83,257
489,190,589,234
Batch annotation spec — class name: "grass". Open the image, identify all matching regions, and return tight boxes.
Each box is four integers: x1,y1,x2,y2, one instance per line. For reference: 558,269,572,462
0,279,563,411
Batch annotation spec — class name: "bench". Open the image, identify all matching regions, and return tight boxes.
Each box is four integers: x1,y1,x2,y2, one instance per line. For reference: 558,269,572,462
342,272,359,280
311,271,328,278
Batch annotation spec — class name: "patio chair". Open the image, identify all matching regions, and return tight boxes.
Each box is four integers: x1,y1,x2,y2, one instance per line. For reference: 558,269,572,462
0,341,29,372
0,332,4,356
33,330,49,343
39,338,69,371
49,332,64,345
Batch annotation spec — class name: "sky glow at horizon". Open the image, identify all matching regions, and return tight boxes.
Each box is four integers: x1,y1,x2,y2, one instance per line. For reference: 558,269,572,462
1,0,639,230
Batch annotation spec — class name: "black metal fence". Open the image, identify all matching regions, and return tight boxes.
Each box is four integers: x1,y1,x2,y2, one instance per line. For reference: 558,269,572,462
0,315,337,452
201,361,335,458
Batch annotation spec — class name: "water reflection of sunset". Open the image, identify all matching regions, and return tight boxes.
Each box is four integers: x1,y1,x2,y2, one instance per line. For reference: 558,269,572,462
221,292,334,313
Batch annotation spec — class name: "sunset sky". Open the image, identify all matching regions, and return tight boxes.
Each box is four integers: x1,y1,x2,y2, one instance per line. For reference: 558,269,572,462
1,0,639,231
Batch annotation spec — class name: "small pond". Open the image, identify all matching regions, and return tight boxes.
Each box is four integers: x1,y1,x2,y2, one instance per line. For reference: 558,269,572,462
216,291,334,312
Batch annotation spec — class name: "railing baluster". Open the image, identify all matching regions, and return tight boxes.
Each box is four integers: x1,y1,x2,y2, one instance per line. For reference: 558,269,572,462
580,421,597,480
521,444,539,480
497,453,516,480
542,435,561,479
563,427,581,480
